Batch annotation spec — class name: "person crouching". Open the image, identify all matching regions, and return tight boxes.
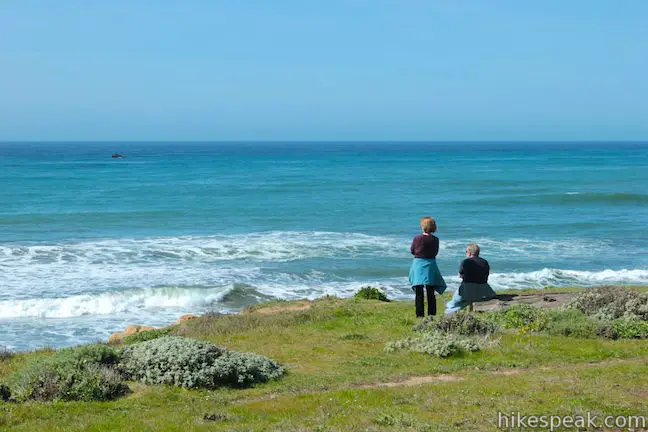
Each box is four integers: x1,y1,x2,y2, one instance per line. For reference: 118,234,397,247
445,243,495,314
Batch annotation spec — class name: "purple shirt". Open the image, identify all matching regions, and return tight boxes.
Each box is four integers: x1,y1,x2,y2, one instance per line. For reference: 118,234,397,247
410,234,439,259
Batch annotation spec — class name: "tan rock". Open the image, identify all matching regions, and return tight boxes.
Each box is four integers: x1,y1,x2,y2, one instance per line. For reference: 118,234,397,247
108,331,123,343
122,324,155,338
177,314,198,323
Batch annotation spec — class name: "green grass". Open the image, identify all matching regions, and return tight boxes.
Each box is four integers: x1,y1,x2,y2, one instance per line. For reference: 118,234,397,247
1,289,647,431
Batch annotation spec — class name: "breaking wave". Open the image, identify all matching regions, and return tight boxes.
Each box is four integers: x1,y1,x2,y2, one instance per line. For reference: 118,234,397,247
1,268,646,319
489,268,648,290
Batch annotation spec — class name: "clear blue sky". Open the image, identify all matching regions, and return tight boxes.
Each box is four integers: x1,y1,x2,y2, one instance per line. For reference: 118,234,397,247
1,1,647,141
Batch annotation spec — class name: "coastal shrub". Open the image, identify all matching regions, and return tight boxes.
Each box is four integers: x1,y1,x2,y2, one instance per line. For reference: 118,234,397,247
487,305,549,332
10,359,128,402
211,351,285,387
119,336,284,389
544,309,608,338
412,316,435,333
354,286,390,302
122,327,172,344
434,312,498,336
612,319,648,339
0,346,13,361
594,322,620,340
0,383,10,401
54,344,121,368
385,331,479,358
8,344,127,402
567,286,648,321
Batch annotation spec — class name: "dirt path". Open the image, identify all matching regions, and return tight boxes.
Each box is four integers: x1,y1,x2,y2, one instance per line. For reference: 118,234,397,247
244,300,312,315
473,292,577,312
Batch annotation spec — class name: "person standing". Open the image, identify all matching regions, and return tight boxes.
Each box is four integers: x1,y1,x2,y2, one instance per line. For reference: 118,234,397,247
445,243,495,314
409,216,446,317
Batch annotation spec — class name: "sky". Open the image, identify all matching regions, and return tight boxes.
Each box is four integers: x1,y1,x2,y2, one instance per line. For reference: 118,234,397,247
1,1,647,141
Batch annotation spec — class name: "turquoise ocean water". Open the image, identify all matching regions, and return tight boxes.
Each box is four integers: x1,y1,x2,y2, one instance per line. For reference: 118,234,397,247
1,142,647,350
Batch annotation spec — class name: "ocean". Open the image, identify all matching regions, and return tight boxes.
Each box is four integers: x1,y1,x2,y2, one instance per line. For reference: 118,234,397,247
1,142,647,351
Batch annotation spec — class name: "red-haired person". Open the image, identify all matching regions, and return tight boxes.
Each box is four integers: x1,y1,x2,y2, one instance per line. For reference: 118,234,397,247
409,216,446,317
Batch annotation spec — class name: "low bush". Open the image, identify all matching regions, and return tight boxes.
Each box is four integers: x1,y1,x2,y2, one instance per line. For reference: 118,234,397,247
434,312,498,336
544,309,608,338
16,364,128,402
487,305,549,332
0,383,10,401
122,328,172,344
412,316,435,333
594,322,620,340
612,319,648,339
567,286,648,321
211,351,285,387
9,345,128,402
385,331,480,358
119,336,284,389
0,346,13,362
354,286,390,302
54,344,121,368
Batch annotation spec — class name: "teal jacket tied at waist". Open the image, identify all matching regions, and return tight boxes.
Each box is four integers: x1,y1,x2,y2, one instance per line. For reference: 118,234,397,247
409,258,447,294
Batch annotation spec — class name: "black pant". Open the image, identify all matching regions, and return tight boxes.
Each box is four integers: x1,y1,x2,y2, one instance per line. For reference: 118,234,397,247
413,285,436,317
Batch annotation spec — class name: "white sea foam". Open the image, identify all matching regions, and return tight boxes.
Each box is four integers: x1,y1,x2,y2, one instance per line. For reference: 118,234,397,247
489,268,648,289
441,238,615,259
1,268,646,320
0,231,406,265
0,286,234,319
0,232,642,320
0,232,615,271
0,279,402,319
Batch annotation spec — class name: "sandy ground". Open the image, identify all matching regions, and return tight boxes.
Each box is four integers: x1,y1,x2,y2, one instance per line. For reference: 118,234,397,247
473,292,577,312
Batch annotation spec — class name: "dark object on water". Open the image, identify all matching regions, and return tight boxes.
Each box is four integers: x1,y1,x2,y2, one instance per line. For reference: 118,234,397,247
112,153,124,159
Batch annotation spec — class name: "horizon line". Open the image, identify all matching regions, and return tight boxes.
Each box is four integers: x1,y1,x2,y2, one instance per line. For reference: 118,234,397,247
1,140,647,144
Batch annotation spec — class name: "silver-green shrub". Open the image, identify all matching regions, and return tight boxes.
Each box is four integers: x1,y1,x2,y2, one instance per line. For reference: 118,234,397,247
211,351,285,386
434,311,498,335
119,336,284,388
567,286,648,321
385,331,480,358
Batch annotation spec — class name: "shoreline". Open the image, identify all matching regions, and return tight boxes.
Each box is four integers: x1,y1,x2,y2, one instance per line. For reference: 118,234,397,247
4,285,648,353
104,285,646,346
2,284,647,430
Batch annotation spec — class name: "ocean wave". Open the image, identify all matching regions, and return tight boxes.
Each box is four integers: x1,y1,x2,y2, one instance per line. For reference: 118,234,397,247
0,233,624,299
0,279,401,319
1,267,646,319
0,231,406,265
0,286,234,319
441,238,615,259
0,232,615,267
489,268,648,289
